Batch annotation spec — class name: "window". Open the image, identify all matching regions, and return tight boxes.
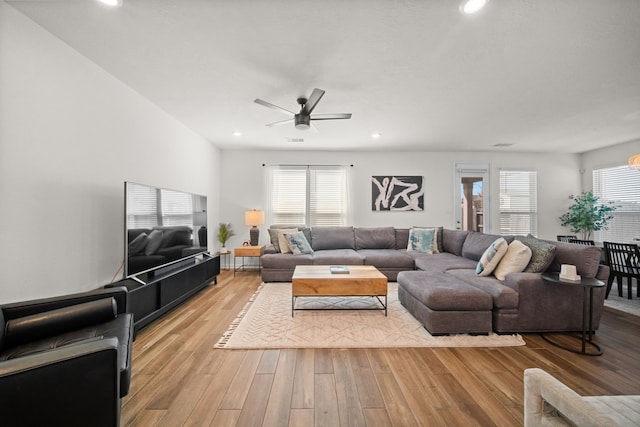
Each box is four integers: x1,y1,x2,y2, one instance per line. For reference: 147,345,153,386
267,165,350,226
499,169,538,236
593,165,640,243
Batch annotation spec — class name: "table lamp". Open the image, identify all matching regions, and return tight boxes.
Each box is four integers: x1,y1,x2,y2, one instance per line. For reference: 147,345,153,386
245,209,264,246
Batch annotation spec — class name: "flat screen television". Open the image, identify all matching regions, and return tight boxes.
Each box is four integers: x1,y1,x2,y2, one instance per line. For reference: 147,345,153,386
124,181,208,277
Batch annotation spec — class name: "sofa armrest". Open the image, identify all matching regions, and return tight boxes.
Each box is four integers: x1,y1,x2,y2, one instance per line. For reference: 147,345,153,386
524,368,617,427
0,337,121,427
1,286,129,320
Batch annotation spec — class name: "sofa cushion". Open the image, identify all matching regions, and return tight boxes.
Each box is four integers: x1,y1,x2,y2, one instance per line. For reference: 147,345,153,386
476,237,509,276
446,269,519,309
354,227,396,249
358,249,415,269
548,240,602,278
413,252,478,272
397,271,493,311
407,228,436,253
515,235,556,273
494,240,532,281
462,232,514,262
262,252,313,269
312,249,363,265
395,228,410,250
311,227,355,251
442,229,470,256
285,231,314,255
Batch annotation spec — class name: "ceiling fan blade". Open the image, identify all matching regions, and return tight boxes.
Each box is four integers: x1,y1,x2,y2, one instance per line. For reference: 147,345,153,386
303,88,325,114
265,118,294,127
310,113,352,121
254,98,295,116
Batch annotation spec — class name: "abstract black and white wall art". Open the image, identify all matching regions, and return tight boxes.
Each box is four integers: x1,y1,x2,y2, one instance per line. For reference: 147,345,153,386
372,176,424,211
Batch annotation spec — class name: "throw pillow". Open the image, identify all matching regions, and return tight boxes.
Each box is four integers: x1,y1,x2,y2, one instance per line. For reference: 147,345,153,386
145,229,164,255
277,228,298,254
413,226,444,253
516,234,556,273
268,228,281,252
285,231,314,255
493,240,532,281
407,228,436,253
128,232,148,255
476,237,508,276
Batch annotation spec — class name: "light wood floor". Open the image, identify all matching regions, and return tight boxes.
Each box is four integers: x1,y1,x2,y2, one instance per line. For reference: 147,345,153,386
122,270,640,426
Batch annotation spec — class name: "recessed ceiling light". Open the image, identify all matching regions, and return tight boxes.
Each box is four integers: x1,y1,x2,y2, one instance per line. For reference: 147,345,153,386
97,0,122,6
371,133,382,139
460,0,488,14
232,131,242,137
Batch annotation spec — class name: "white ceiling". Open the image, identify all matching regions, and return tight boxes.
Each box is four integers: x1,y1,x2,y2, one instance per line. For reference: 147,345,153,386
7,0,640,153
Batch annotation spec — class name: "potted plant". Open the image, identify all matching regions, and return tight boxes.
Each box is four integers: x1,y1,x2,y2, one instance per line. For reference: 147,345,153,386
559,191,616,240
217,222,235,251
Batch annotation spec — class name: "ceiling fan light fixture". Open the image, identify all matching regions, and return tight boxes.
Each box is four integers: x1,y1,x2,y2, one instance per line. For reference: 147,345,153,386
460,0,488,14
294,114,310,130
97,0,122,7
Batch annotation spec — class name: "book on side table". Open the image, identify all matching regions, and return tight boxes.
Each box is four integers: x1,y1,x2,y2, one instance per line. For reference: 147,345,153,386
330,265,350,274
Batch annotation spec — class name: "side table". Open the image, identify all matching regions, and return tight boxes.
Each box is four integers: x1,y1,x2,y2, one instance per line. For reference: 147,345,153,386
234,245,265,276
217,250,231,270
540,272,605,356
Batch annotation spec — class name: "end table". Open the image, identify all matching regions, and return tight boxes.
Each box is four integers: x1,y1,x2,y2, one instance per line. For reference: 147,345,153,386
234,245,265,276
540,272,605,356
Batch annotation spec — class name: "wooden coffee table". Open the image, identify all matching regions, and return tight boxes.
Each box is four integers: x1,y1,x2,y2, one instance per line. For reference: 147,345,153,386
291,265,388,316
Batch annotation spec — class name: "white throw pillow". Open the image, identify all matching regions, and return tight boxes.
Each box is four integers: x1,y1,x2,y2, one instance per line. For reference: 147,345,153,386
277,228,298,254
476,237,508,276
493,240,533,281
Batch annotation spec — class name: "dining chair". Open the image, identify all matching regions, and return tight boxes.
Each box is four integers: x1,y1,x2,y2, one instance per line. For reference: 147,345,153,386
568,239,595,246
557,235,577,242
603,241,640,299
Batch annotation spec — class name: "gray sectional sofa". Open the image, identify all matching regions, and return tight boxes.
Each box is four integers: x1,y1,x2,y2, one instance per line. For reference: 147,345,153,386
261,225,609,335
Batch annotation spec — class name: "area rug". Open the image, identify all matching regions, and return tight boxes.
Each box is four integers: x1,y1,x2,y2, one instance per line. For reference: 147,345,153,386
215,283,525,349
604,288,640,317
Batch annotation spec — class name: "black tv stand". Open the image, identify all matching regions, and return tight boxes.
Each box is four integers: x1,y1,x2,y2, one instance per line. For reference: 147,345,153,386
108,253,220,331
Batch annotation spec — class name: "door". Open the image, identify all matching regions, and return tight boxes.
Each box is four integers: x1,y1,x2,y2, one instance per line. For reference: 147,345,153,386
454,163,490,232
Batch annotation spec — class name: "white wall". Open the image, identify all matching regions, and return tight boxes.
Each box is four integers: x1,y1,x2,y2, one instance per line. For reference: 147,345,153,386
219,149,581,249
0,3,220,303
581,138,640,189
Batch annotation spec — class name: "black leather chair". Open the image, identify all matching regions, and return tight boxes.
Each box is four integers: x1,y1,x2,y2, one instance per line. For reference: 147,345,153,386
0,287,134,427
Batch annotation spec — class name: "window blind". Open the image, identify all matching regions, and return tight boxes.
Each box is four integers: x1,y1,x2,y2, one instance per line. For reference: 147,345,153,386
126,183,193,229
499,169,538,236
593,165,640,243
268,165,350,226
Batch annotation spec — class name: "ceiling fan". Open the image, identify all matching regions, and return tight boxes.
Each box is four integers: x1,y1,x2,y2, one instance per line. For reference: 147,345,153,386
254,88,352,130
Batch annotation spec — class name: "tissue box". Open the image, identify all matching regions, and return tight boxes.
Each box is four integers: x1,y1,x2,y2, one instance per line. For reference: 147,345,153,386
559,264,581,281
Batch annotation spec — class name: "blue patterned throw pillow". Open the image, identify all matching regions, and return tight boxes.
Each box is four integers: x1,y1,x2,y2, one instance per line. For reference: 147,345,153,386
285,231,314,255
407,228,436,253
476,237,508,276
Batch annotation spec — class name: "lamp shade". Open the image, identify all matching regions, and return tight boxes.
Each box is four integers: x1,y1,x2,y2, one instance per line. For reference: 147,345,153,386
245,210,264,226
629,154,640,171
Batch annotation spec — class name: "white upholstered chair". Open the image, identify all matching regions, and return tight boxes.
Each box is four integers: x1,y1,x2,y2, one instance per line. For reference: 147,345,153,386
524,368,640,426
